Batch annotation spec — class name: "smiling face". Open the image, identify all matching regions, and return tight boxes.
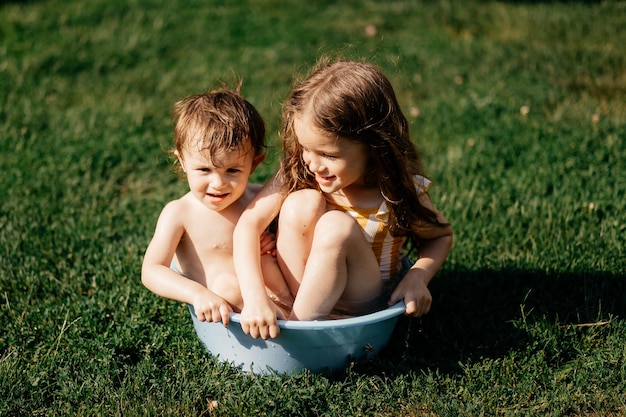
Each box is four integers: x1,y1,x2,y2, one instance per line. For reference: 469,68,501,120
178,142,262,212
293,114,369,196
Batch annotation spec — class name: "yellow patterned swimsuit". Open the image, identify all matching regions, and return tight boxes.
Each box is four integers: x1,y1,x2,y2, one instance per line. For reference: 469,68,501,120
328,175,431,291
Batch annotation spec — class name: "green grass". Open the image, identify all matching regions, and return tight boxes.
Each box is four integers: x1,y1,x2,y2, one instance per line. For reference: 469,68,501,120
1,0,625,415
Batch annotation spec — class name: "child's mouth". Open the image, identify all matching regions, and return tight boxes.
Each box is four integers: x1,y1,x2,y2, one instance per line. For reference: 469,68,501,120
207,192,229,201
316,173,335,184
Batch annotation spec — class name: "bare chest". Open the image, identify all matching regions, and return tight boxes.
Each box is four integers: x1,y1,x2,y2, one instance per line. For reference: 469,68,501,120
180,216,236,257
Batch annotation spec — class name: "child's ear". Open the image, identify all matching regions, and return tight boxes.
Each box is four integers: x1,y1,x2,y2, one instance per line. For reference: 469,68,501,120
250,153,265,172
174,150,185,172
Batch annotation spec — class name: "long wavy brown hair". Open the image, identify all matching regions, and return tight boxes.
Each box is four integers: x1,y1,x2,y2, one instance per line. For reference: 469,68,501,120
279,60,447,242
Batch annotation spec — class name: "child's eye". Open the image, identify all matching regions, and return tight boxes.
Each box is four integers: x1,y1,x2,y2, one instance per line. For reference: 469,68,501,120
227,168,242,174
198,168,211,173
323,154,338,160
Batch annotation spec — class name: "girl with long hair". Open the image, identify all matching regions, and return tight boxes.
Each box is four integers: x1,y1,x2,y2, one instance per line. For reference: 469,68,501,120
234,60,453,339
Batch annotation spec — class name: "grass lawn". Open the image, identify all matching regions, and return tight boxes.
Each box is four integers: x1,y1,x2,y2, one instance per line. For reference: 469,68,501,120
1,0,625,415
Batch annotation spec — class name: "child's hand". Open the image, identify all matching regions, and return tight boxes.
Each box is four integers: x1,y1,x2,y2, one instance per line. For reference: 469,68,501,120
192,291,234,327
388,270,433,317
240,301,280,339
259,230,277,256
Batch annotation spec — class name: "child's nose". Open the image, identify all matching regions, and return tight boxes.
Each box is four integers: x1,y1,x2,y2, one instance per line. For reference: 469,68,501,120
307,155,323,173
210,173,227,189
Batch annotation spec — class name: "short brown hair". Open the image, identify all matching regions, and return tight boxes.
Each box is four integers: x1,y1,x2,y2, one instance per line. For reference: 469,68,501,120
171,87,265,173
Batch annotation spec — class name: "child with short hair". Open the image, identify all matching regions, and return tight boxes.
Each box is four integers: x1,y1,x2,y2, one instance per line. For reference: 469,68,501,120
142,87,292,326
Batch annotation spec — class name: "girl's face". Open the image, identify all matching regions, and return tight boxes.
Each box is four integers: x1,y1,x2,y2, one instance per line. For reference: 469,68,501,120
294,114,369,196
178,142,262,211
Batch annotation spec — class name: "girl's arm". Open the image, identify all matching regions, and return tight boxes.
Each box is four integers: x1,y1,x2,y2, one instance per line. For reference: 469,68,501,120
388,193,453,317
233,173,285,339
141,202,233,326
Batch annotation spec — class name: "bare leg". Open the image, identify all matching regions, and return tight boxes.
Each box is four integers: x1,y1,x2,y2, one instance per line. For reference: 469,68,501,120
208,273,244,312
276,189,327,295
287,210,382,320
260,253,294,319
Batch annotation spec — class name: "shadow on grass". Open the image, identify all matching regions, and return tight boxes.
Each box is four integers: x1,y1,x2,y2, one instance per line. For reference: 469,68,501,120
361,268,626,375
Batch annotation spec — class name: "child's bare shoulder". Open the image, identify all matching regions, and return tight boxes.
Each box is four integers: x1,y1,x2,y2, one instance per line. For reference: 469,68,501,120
158,193,213,229
160,193,194,216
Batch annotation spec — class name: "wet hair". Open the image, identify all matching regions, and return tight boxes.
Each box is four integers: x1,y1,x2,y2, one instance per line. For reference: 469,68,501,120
170,87,265,173
280,60,446,239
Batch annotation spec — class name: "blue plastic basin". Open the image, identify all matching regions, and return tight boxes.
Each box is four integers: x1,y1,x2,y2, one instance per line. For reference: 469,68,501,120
189,301,406,375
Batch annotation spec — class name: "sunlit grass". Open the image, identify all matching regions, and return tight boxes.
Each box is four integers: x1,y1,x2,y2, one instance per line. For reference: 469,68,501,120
1,0,625,415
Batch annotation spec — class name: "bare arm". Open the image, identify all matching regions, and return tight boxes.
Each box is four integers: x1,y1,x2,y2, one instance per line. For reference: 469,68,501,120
233,173,285,339
388,193,453,317
141,201,233,325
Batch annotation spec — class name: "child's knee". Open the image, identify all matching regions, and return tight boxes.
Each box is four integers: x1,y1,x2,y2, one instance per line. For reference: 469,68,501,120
209,274,243,310
280,189,325,227
314,211,362,248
